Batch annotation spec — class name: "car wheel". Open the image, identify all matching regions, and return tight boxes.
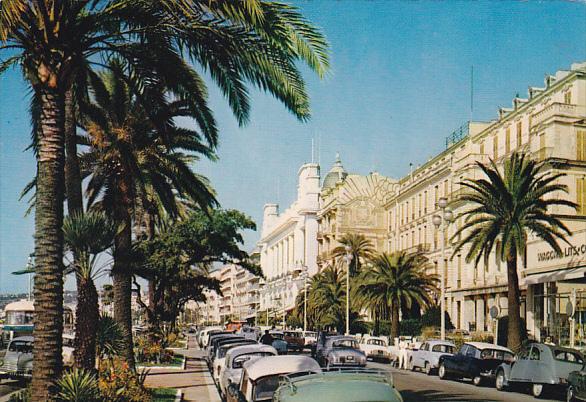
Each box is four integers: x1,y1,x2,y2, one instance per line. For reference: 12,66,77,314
495,370,507,391
532,383,545,398
410,359,417,371
473,375,483,386
424,362,432,375
438,363,448,380
567,385,576,402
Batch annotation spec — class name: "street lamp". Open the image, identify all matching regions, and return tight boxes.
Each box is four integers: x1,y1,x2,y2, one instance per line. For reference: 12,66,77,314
432,197,454,341
344,245,353,335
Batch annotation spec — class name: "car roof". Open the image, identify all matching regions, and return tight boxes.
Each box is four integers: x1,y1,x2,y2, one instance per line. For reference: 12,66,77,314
226,344,277,360
465,342,512,352
328,335,356,342
218,340,256,350
425,339,455,346
274,371,396,402
10,336,34,342
243,355,321,381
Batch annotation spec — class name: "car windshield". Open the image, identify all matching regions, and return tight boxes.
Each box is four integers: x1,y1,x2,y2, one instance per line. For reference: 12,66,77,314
432,344,455,354
333,339,358,349
480,349,514,362
254,375,280,401
271,333,284,340
368,339,386,346
233,352,274,369
554,350,584,364
8,341,32,353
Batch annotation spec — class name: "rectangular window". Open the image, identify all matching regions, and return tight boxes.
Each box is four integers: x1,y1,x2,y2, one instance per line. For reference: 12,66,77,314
565,91,572,104
539,134,546,160
406,202,409,223
457,255,462,288
505,128,511,154
517,121,522,147
435,185,439,206
444,180,449,198
578,130,586,161
412,197,415,220
411,231,415,247
493,135,499,160
424,191,428,214
479,141,485,155
418,194,422,217
434,230,438,250
578,177,586,215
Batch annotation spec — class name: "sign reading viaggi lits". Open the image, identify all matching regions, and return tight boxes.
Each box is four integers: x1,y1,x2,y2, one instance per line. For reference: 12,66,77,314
538,243,586,262
527,232,586,271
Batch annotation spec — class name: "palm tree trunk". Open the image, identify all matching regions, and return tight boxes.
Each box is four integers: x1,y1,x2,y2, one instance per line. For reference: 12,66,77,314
506,254,523,352
73,277,99,369
391,303,400,342
64,88,83,215
112,210,136,370
32,86,66,402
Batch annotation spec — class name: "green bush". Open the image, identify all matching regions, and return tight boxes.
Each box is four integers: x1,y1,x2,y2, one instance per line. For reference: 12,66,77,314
8,387,31,402
57,369,100,402
420,306,454,330
399,319,422,336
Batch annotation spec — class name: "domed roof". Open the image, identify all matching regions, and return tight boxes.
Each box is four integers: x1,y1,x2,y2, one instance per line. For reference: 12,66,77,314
322,153,347,190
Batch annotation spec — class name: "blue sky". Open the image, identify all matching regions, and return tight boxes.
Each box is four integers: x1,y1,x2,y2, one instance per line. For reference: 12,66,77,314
1,1,585,293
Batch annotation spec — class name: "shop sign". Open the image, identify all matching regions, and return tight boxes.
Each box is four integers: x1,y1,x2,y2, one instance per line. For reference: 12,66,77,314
537,243,586,262
527,233,586,271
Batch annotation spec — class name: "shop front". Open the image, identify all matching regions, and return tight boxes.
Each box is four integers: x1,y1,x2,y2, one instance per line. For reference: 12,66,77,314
524,232,586,349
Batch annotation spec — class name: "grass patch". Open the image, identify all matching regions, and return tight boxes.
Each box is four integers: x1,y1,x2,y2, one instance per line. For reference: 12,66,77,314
139,355,183,367
151,387,178,402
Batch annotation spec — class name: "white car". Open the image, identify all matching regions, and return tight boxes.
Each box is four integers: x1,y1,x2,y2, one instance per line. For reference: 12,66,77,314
219,344,277,397
62,334,75,367
302,331,317,349
237,326,260,341
359,336,391,363
212,340,257,382
199,326,223,348
410,340,456,375
226,355,321,402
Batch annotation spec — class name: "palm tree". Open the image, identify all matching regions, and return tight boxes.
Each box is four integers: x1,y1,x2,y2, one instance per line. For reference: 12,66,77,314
63,211,116,371
79,63,218,369
452,152,576,352
2,3,328,397
355,252,438,341
332,233,374,276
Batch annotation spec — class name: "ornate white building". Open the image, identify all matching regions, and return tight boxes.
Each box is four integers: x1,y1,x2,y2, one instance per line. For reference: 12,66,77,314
257,162,321,319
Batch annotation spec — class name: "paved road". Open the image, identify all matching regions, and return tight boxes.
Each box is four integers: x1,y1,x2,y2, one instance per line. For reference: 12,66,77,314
367,361,564,402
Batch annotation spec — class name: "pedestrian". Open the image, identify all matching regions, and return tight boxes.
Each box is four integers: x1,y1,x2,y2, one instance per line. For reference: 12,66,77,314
398,337,409,370
260,330,274,345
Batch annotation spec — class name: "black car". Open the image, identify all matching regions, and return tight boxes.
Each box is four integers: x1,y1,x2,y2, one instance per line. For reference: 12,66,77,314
438,341,514,386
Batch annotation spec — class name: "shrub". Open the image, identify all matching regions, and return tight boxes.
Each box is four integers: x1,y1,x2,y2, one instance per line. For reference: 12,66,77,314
470,331,494,343
8,387,31,402
420,306,454,330
57,368,100,402
399,319,422,336
420,326,441,340
98,358,152,402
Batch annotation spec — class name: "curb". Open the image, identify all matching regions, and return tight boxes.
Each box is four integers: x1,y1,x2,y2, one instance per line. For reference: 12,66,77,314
174,389,183,402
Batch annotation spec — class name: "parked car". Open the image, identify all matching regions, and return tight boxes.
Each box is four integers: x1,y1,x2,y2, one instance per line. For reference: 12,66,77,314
269,331,289,355
238,326,260,341
315,335,367,369
438,341,514,386
212,340,258,381
62,333,75,367
494,342,584,398
226,355,321,402
410,340,456,375
567,360,586,402
284,331,305,352
302,331,317,350
201,328,228,348
0,336,33,379
208,336,246,364
219,344,277,398
359,336,391,363
273,369,403,402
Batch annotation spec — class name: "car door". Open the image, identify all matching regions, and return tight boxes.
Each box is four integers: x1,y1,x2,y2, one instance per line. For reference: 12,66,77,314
464,345,478,376
509,346,530,382
413,343,427,368
449,345,468,375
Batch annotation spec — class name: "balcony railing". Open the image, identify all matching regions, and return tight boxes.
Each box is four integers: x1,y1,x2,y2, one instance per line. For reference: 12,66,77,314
404,243,431,254
531,103,585,126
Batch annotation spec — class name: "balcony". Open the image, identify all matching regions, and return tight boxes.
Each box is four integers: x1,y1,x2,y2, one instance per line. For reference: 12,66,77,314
404,243,431,254
531,103,585,127
531,147,555,162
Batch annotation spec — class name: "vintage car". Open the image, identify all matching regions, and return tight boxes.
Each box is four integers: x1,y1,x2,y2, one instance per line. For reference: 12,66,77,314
410,340,456,374
269,331,289,355
438,341,514,386
273,369,403,402
567,361,586,402
219,344,277,398
302,331,317,349
359,336,391,363
207,334,245,363
315,335,367,368
226,355,321,402
212,339,257,381
200,327,227,348
494,342,584,398
238,326,260,341
284,331,305,352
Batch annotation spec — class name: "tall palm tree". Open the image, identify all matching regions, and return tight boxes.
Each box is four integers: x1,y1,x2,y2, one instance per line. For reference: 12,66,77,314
332,233,375,276
355,251,438,341
63,211,116,370
2,3,328,397
452,152,576,352
79,63,218,369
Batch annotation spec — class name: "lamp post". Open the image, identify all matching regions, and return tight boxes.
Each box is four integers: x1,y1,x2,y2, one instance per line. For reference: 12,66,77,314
432,197,454,341
344,245,353,335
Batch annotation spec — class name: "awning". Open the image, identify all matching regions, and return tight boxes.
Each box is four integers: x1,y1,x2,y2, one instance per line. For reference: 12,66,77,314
523,266,586,285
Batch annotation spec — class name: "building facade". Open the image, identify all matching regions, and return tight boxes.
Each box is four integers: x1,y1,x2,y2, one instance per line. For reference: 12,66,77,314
385,61,586,346
317,154,398,270
257,163,321,320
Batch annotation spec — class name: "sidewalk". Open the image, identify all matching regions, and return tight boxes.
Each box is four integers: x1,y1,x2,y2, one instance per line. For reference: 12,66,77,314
145,337,221,402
